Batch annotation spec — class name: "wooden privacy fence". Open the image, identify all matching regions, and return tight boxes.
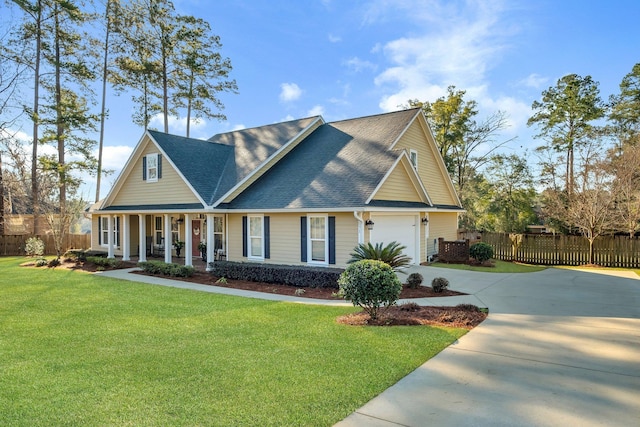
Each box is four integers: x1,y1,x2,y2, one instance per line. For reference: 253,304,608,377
0,234,91,256
482,232,640,268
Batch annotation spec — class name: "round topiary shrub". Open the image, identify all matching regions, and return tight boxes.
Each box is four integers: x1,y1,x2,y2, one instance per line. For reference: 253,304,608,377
431,277,449,293
338,259,402,320
406,272,424,289
469,242,494,263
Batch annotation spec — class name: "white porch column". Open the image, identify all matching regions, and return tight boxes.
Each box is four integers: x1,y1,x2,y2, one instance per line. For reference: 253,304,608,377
184,214,192,267
205,213,215,271
164,214,172,263
122,214,130,261
107,215,114,258
138,214,147,262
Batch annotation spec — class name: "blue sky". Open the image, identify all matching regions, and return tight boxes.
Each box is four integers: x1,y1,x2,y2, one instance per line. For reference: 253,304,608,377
7,0,640,199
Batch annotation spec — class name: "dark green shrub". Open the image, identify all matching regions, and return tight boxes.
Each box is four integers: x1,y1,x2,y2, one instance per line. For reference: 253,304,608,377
406,272,423,289
347,241,411,272
87,256,121,269
208,261,343,289
469,242,494,262
137,261,194,277
35,258,48,267
338,259,402,320
25,237,45,257
431,277,449,293
47,258,61,268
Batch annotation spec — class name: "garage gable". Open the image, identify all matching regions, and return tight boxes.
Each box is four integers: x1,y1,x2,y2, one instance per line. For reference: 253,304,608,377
367,154,431,205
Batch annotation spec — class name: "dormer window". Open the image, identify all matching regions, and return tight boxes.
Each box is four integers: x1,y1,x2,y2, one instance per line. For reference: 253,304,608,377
143,153,162,182
409,149,418,169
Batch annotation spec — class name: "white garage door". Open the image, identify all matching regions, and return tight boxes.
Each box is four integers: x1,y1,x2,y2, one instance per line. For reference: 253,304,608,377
370,215,418,264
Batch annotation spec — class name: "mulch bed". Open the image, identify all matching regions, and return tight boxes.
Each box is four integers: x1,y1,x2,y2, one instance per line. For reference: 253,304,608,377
27,259,486,328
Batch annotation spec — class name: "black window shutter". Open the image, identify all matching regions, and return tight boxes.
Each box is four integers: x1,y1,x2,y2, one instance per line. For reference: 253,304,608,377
242,216,247,257
142,156,147,180
300,216,307,262
98,217,102,245
329,216,336,265
158,154,162,179
116,217,121,247
264,216,270,259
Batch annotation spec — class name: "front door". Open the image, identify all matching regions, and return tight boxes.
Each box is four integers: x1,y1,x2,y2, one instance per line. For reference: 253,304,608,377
192,220,201,255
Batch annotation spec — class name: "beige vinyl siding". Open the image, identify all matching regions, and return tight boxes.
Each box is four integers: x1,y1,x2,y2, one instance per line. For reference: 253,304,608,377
91,215,100,250
227,212,358,268
223,120,323,203
394,119,458,206
426,212,458,257
111,140,200,207
373,164,423,202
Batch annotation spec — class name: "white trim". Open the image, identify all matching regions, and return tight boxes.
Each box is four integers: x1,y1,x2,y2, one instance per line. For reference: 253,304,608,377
365,152,433,205
122,214,130,261
184,214,192,267
164,214,172,264
247,214,265,260
409,149,418,169
213,117,325,207
94,206,464,215
101,131,207,209
138,214,147,262
388,108,422,150
307,214,328,266
145,153,159,183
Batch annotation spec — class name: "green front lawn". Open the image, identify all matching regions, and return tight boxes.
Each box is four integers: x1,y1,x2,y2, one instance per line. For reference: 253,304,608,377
0,257,467,426
431,259,547,273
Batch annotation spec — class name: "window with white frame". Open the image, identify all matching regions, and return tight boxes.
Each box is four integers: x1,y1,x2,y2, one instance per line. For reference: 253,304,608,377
308,215,327,264
99,216,120,247
146,153,158,182
409,149,418,169
248,215,263,259
154,216,163,245
213,216,224,252
171,217,179,243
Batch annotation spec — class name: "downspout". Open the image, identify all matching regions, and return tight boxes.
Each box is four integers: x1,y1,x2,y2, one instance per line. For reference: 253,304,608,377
353,211,364,244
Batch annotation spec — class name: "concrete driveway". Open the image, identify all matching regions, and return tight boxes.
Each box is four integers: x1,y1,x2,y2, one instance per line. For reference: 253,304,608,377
336,266,640,427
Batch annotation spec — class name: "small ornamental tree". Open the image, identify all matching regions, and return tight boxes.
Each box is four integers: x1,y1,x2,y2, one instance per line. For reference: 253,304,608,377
469,242,494,263
338,259,402,320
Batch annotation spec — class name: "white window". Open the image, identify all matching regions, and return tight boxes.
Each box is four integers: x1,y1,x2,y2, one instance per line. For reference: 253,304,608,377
409,149,418,169
146,153,158,182
154,216,163,245
213,216,224,252
248,215,263,259
171,217,179,243
100,216,120,247
308,215,327,264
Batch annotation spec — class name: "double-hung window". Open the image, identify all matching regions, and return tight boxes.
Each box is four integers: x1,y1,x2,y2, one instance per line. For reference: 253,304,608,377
248,215,264,259
146,153,158,182
308,215,328,264
99,216,120,247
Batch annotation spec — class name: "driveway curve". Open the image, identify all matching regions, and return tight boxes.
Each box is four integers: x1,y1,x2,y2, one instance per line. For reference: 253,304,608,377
336,266,640,427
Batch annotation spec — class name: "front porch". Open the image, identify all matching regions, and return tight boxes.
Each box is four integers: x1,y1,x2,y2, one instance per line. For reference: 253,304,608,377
96,212,226,271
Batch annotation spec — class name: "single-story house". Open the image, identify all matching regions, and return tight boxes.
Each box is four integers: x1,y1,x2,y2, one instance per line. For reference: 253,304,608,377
89,108,463,269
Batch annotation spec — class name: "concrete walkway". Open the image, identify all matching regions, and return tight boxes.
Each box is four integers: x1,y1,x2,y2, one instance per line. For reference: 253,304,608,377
336,266,640,427
98,266,640,426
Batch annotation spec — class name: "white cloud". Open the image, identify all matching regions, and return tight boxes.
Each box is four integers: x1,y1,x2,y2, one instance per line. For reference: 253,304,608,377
148,114,207,135
518,73,549,89
100,145,134,171
328,33,341,43
344,57,377,73
373,1,518,111
307,105,325,116
279,82,303,102
231,124,246,131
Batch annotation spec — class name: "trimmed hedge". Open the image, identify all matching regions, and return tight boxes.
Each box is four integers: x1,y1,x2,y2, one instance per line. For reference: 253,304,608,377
87,256,122,269
138,261,195,278
208,261,344,289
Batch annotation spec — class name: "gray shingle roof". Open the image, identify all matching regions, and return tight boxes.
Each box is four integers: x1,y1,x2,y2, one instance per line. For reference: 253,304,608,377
224,109,422,209
148,116,319,205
